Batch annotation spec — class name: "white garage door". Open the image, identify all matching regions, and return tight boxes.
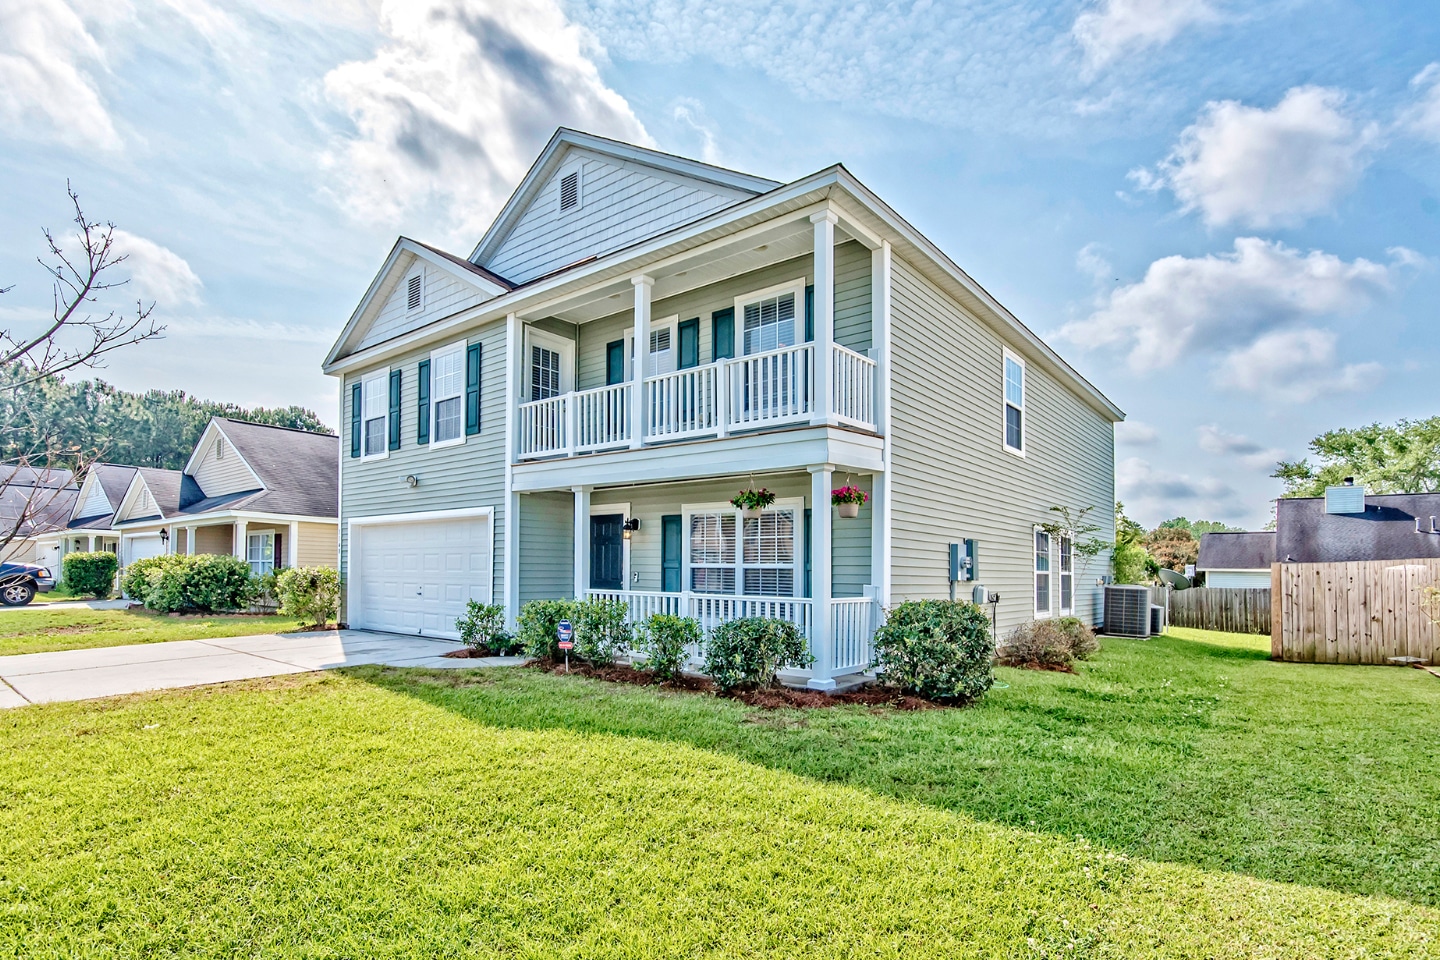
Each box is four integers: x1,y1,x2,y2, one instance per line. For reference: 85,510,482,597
354,515,492,639
125,535,165,565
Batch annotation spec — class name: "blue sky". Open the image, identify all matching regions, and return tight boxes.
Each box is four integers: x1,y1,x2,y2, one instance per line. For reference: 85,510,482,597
1,0,1436,529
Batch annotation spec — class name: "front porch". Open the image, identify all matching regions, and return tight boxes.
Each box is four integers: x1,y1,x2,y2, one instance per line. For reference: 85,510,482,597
519,466,887,689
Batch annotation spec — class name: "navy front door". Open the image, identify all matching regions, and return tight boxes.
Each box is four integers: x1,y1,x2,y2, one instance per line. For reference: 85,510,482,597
590,514,624,590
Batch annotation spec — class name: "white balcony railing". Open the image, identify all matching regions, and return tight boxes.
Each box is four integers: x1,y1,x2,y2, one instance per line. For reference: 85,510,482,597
587,589,879,677
517,343,873,460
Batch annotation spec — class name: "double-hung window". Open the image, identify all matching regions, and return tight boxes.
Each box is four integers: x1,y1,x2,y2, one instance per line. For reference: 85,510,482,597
686,502,800,597
1004,351,1025,454
742,291,797,355
362,373,388,458
1059,534,1073,615
1034,528,1051,617
431,344,465,445
247,532,274,577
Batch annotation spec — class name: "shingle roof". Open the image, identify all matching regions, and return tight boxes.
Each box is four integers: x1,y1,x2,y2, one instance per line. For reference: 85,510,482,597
125,467,199,521
193,420,337,518
408,239,514,290
1197,531,1276,571
1275,493,1440,563
90,463,138,510
0,466,78,538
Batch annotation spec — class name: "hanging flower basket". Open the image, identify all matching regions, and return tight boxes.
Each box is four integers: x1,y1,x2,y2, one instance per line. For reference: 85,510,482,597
832,485,868,518
731,488,776,517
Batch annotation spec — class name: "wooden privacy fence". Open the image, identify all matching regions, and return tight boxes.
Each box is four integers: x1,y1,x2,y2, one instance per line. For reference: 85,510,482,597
1272,559,1440,665
1151,586,1272,635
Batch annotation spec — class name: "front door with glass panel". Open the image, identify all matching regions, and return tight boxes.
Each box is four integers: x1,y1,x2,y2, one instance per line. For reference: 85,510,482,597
527,331,573,401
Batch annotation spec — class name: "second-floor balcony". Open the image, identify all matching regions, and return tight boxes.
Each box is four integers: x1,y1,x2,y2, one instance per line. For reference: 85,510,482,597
516,341,876,460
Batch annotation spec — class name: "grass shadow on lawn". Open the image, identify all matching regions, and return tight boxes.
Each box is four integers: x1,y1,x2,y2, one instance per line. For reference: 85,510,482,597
349,629,1440,909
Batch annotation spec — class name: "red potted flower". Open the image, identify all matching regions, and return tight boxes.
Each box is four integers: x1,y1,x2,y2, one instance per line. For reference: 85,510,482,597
831,485,868,519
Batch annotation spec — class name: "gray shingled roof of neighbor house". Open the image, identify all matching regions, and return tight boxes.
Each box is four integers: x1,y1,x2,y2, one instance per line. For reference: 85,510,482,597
0,467,77,537
1274,493,1440,563
1197,531,1277,570
187,420,338,518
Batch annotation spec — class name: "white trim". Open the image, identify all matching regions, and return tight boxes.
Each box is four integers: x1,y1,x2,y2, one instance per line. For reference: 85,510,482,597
872,241,893,606
360,368,391,461
503,312,521,628
523,327,575,399
182,420,266,490
115,511,340,532
1033,525,1052,619
345,505,497,630
1002,348,1026,458
732,277,807,358
586,500,632,591
246,529,276,576
1058,532,1074,616
428,338,468,449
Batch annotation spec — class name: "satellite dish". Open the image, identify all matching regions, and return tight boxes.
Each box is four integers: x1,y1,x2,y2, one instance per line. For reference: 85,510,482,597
1157,568,1191,590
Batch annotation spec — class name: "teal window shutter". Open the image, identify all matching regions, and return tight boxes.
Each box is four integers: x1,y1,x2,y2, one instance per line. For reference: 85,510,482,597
804,284,814,342
416,359,431,444
661,515,682,592
678,317,700,369
465,342,482,435
349,383,361,458
804,508,812,598
605,339,625,385
387,369,402,451
711,307,734,361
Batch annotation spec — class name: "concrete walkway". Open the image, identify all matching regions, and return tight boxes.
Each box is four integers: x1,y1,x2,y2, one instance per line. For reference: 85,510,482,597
3,599,133,612
0,630,523,708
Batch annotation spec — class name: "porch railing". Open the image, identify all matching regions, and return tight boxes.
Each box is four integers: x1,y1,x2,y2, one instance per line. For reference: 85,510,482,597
587,589,879,677
516,343,873,460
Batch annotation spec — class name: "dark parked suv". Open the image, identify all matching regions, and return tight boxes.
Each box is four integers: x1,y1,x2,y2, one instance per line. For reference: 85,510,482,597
0,562,56,606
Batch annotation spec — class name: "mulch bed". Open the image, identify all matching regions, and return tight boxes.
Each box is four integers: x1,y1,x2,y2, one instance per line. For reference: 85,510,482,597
523,656,949,710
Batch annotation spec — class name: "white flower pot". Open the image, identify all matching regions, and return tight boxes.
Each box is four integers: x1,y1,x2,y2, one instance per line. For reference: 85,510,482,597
837,502,860,519
741,507,762,520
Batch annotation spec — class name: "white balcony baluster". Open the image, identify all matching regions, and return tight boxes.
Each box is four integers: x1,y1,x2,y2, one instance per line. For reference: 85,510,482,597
727,343,813,430
830,345,877,430
573,382,632,453
517,393,567,459
830,597,878,673
646,364,721,441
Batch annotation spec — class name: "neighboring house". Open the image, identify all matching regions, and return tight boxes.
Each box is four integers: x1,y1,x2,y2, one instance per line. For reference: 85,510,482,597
30,463,135,576
1274,488,1440,563
0,467,78,565
323,128,1122,688
110,418,339,575
1196,531,1276,588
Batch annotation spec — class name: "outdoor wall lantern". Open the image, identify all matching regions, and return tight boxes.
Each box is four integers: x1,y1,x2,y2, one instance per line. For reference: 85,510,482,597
159,528,169,545
622,517,640,539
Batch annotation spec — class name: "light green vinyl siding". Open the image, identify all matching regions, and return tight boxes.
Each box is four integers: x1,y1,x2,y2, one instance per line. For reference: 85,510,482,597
888,257,1116,633
833,241,871,353
339,319,508,602
518,491,573,602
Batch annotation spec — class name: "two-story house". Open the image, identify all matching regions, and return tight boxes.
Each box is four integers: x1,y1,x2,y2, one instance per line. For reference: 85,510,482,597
324,129,1122,689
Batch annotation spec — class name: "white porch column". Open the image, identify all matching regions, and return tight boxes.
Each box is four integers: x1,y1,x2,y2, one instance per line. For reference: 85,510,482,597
234,520,248,560
186,526,197,555
287,521,299,569
630,275,652,449
808,464,835,690
871,240,893,606
572,486,591,599
86,534,95,552
166,525,176,555
810,210,837,426
504,312,522,629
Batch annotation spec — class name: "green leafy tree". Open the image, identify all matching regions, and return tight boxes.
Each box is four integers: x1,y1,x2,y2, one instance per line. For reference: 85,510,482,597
1157,516,1243,535
1145,525,1197,572
1111,501,1158,584
1274,417,1440,497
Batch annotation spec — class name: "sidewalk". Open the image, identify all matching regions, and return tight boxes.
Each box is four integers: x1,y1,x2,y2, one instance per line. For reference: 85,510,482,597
0,630,523,708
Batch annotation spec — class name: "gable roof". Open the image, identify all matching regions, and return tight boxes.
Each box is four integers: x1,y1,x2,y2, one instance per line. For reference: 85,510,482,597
469,128,780,268
201,419,337,518
1275,493,1440,563
324,237,512,366
0,466,77,539
1197,531,1276,571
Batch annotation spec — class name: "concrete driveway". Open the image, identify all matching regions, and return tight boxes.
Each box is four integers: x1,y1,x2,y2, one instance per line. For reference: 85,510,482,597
0,630,522,708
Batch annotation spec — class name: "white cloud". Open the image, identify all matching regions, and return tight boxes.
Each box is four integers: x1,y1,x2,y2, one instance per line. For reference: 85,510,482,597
1133,86,1377,228
1196,424,1283,470
672,97,721,165
111,230,203,307
1072,0,1218,70
1060,237,1398,372
1076,242,1114,286
321,0,648,240
1401,63,1440,142
1118,455,1242,525
1213,328,1382,403
0,0,121,150
1116,419,1159,446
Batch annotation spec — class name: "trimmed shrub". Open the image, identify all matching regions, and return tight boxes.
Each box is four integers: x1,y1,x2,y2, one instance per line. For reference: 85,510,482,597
871,600,994,702
455,600,520,655
121,555,173,602
704,617,812,692
998,617,1099,669
61,552,119,599
570,596,632,664
123,554,257,613
517,599,575,660
276,566,341,628
636,613,700,681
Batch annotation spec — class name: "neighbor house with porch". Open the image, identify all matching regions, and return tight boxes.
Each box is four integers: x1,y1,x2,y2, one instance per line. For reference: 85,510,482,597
111,418,339,574
323,129,1121,689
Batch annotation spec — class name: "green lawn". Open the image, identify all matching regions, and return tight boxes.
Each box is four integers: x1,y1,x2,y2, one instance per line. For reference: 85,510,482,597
1,629,1437,957
0,608,304,656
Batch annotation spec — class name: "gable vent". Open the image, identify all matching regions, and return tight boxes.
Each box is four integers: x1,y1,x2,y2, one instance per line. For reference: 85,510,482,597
559,171,580,212
407,273,422,311
215,437,226,460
